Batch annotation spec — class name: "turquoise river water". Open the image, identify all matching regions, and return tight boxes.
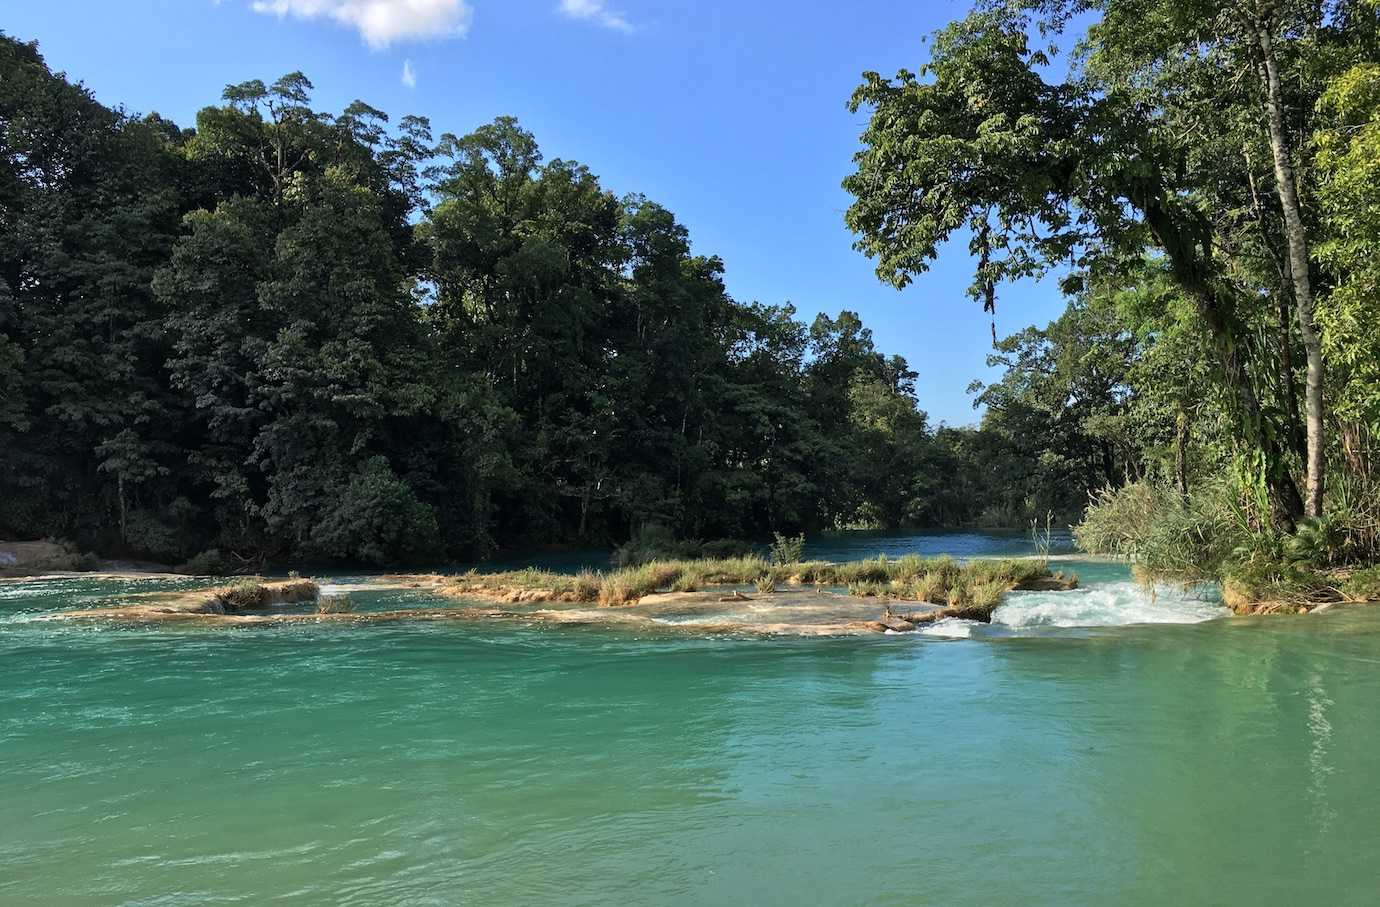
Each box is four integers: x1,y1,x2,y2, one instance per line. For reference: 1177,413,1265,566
3,532,1380,904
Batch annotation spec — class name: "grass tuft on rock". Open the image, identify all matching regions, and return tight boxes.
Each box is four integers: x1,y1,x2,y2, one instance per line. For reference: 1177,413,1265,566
437,555,1072,611
208,578,320,612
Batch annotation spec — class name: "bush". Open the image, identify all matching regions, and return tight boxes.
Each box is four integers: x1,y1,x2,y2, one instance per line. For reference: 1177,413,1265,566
1076,479,1240,582
614,525,756,567
700,538,757,560
178,549,231,576
614,524,699,567
769,532,806,566
311,457,442,565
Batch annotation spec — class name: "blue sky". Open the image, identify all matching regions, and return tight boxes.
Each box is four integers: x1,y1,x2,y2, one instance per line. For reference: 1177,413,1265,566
7,0,1069,426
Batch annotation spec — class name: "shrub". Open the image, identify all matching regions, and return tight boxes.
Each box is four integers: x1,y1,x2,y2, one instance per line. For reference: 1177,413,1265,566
700,539,757,560
769,532,806,566
755,572,777,594
1286,516,1349,567
310,457,442,565
1076,479,1240,582
178,549,232,576
614,526,757,567
614,524,700,567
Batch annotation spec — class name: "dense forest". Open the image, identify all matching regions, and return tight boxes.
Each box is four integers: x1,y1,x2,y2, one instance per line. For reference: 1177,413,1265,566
4,0,1380,590
0,31,1106,567
846,0,1380,597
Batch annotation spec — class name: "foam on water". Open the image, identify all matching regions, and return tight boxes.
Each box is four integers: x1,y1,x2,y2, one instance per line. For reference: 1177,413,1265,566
992,581,1228,629
916,617,978,638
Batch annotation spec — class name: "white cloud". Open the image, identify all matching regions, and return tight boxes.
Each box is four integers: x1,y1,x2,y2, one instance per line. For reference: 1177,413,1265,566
557,0,633,33
249,0,473,48
401,58,417,88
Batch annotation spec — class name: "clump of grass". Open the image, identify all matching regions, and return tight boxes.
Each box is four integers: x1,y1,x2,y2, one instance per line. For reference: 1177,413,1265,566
788,561,833,585
438,555,1064,611
571,571,602,601
847,579,892,598
1343,565,1380,602
597,574,639,606
596,562,685,605
966,558,1048,587
967,579,1006,617
316,593,354,614
832,558,889,585
700,555,772,582
1220,559,1336,613
671,562,712,593
909,572,946,604
213,578,319,612
891,554,927,582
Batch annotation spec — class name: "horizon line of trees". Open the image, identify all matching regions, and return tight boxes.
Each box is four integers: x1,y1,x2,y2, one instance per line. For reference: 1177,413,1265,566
1,32,1098,567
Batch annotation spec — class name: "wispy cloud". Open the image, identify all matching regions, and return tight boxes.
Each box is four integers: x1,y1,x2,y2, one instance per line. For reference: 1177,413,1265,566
249,0,473,48
557,0,633,33
401,58,417,88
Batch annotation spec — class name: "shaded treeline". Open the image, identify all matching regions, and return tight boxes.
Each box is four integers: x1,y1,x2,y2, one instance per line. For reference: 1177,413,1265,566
2,34,1072,565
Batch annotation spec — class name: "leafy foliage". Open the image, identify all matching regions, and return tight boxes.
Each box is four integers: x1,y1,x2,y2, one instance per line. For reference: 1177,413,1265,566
1,33,1027,563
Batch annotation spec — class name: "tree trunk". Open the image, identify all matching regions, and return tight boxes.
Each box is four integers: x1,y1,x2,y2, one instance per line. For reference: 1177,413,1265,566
1257,22,1326,519
1242,144,1306,463
118,474,127,543
1127,183,1302,529
1276,280,1307,463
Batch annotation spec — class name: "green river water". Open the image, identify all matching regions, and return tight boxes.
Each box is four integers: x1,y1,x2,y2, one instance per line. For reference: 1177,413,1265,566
3,534,1379,905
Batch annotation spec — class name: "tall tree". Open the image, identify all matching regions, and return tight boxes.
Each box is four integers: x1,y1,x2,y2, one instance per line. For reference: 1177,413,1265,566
842,2,1326,526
